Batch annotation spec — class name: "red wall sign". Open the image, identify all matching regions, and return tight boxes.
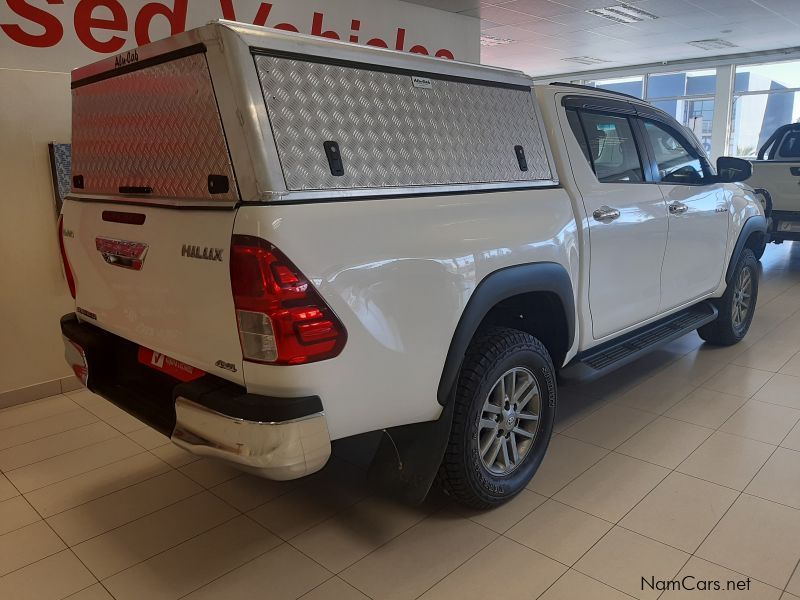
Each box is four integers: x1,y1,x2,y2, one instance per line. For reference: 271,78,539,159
0,0,479,72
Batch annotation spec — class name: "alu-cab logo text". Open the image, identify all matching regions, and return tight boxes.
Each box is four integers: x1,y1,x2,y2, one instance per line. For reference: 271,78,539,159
114,49,138,68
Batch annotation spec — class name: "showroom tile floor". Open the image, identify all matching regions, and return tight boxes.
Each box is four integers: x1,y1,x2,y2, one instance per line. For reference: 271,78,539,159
3,243,800,600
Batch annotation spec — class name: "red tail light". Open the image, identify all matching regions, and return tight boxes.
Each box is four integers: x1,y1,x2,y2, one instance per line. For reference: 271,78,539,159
230,235,346,365
58,216,77,299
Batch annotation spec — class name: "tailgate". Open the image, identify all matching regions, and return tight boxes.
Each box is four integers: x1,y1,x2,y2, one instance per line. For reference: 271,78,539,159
61,201,244,384
71,48,237,206
65,43,245,382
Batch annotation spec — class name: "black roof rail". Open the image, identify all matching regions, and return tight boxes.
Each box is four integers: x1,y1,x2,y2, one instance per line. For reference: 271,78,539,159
549,81,642,102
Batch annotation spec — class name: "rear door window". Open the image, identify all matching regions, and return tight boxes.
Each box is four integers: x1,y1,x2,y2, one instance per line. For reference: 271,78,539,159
567,110,645,183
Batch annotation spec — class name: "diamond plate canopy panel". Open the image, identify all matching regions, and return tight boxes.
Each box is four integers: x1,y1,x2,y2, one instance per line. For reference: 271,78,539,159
255,55,553,191
72,53,237,201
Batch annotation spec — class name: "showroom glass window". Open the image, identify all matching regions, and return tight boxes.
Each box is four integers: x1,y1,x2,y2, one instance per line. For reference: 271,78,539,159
568,110,645,183
642,120,706,184
585,76,644,99
729,60,800,158
583,71,715,153
647,70,716,154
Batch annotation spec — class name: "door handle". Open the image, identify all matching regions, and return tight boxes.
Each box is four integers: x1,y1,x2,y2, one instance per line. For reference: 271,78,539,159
592,206,621,223
669,202,688,215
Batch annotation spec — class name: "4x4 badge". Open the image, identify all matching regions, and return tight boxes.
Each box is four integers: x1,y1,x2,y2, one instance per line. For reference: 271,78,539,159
215,360,237,372
182,245,223,261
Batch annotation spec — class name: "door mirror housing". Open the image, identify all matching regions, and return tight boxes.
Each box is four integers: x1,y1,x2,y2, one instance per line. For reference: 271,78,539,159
716,156,752,183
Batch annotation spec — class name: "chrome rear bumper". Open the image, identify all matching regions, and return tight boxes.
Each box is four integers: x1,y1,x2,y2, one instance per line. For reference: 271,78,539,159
172,397,331,480
60,313,331,481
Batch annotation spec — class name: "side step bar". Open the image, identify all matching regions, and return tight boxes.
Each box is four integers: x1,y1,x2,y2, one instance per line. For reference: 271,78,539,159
561,302,718,380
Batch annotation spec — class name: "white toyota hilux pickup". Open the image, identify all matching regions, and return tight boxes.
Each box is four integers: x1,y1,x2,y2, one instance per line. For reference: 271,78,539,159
59,21,766,508
747,123,800,248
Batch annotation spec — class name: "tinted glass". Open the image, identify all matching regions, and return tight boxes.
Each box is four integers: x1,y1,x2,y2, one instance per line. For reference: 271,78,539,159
778,131,800,158
578,112,644,183
566,109,592,166
643,121,705,184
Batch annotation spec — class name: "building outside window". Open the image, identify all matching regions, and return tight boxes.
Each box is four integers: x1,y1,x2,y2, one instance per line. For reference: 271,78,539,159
584,71,715,152
585,76,644,98
647,70,716,153
566,58,800,160
729,60,800,157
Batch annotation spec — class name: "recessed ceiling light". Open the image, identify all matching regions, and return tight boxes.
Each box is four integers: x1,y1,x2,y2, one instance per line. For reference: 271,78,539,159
480,34,516,47
562,56,611,65
687,38,738,50
587,3,659,24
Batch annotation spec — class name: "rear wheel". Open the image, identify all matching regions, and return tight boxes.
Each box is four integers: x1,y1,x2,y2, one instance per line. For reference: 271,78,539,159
698,249,759,346
438,327,556,508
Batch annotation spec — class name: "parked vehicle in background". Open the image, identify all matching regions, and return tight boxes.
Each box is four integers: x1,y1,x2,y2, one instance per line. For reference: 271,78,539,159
747,123,800,249
59,22,766,509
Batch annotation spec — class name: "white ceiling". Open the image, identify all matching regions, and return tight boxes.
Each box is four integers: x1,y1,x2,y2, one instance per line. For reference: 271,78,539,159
405,0,800,77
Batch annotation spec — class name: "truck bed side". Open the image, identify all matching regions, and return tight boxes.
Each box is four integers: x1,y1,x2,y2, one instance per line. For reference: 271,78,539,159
234,188,577,439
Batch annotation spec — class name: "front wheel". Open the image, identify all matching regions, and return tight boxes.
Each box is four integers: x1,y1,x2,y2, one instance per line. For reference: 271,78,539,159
752,189,771,261
698,249,759,346
753,237,768,260
438,327,557,509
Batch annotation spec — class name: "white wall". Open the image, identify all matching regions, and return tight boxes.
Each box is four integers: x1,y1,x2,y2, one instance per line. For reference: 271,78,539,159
0,68,74,394
0,0,478,396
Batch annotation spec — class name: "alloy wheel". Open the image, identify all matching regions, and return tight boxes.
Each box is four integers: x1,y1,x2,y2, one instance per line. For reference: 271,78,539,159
477,367,541,476
732,266,753,332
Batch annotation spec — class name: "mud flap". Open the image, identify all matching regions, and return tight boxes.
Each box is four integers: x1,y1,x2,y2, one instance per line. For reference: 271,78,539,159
367,400,455,505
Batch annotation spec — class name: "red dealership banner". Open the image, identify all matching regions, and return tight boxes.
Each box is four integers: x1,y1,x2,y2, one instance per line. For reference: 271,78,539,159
0,0,479,72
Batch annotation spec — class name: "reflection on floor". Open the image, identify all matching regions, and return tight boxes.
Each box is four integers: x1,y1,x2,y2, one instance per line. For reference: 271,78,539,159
2,243,800,600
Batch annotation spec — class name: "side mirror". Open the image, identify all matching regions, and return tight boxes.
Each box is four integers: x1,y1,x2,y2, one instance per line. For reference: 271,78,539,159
717,156,752,183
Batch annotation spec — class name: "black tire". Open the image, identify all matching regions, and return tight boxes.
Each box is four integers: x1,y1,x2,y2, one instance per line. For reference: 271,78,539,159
438,327,557,509
753,239,767,261
698,249,759,346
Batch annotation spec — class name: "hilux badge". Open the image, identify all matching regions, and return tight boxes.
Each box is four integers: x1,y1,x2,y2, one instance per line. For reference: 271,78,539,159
181,244,223,262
